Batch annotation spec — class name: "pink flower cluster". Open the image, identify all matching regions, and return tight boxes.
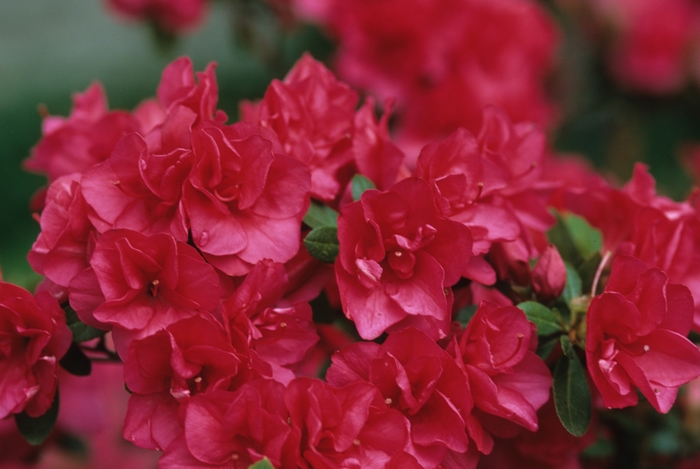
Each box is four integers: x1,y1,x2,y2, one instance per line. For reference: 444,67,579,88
10,47,700,469
298,0,559,150
561,0,700,93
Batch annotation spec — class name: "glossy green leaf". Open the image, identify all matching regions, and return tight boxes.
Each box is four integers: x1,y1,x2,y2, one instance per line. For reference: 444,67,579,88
536,336,560,360
561,263,582,305
64,305,105,343
553,336,592,437
351,174,375,201
565,213,602,260
303,201,339,229
517,301,563,336
248,458,275,469
15,389,60,446
547,212,581,266
304,226,339,263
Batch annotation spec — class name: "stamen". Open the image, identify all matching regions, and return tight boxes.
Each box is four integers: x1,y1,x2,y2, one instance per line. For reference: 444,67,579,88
150,279,160,297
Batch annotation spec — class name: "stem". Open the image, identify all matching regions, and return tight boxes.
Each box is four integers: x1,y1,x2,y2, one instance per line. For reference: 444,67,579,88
591,250,612,297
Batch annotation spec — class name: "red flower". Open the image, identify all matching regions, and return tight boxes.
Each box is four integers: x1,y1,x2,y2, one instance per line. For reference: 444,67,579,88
68,229,220,357
335,177,473,340
106,0,208,33
327,327,472,467
222,260,318,378
24,82,141,182
28,174,96,289
0,283,71,419
160,380,295,468
586,255,700,413
449,301,552,454
242,54,402,201
184,122,311,275
414,109,555,284
531,245,566,303
122,314,253,452
285,377,408,468
319,0,558,144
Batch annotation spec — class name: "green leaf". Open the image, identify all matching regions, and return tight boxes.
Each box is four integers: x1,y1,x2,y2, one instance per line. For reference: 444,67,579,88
547,212,582,266
546,211,602,269
578,251,602,295
303,201,339,229
553,336,592,437
351,174,376,201
561,263,582,305
64,305,105,343
59,342,92,376
455,304,478,327
15,389,60,445
536,336,560,360
304,226,339,263
564,214,602,260
517,301,563,336
248,457,275,469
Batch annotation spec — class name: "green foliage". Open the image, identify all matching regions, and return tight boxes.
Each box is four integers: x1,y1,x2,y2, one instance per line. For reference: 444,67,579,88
517,301,564,336
561,263,583,305
14,390,60,446
248,457,275,469
351,174,375,201
59,342,92,376
303,202,339,229
304,226,339,263
553,335,592,437
64,305,106,343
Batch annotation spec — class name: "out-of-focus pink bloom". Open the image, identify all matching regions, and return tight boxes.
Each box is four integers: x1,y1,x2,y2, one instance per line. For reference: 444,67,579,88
579,0,696,93
0,282,71,419
311,0,559,146
106,0,208,33
586,255,700,413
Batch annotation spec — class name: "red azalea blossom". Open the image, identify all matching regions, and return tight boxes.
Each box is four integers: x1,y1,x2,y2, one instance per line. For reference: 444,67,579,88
242,53,402,202
414,108,555,284
160,380,294,468
0,283,71,419
586,255,700,413
448,301,552,454
68,229,220,356
222,260,318,378
122,314,256,452
335,177,473,340
327,327,474,468
28,174,96,289
24,82,141,183
285,377,408,468
185,122,311,275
